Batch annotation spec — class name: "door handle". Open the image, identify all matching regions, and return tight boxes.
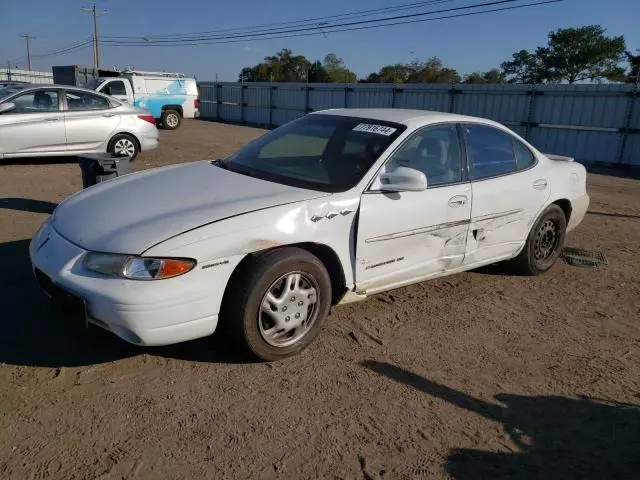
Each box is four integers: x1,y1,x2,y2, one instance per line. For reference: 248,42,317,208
448,195,468,207
44,117,60,122
533,179,548,190
102,113,115,118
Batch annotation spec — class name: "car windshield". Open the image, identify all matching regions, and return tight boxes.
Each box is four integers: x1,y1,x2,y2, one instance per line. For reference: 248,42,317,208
220,115,405,192
0,85,27,100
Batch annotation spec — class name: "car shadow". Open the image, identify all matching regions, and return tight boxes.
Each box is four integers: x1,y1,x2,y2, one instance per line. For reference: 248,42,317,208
471,263,515,277
361,360,640,480
0,197,58,214
586,164,640,181
587,210,640,220
0,239,253,368
0,156,79,165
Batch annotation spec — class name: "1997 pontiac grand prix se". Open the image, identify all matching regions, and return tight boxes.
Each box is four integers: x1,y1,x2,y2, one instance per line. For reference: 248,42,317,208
30,109,589,360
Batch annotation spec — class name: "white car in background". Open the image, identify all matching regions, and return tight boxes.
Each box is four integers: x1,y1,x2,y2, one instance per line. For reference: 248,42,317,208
30,109,589,361
0,84,158,160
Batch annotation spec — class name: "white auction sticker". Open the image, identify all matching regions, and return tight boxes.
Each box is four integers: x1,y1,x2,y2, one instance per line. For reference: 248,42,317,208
352,123,397,136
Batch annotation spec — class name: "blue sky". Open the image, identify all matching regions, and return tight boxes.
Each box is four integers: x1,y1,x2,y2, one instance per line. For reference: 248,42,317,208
1,0,638,81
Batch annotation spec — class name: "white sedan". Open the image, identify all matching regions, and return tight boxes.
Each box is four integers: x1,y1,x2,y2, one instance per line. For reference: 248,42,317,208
0,84,159,160
30,109,589,361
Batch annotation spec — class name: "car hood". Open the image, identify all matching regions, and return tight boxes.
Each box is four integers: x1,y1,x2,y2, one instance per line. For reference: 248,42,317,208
53,161,329,254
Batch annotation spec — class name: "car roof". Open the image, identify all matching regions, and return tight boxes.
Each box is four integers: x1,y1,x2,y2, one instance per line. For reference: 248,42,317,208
0,83,119,101
312,108,500,127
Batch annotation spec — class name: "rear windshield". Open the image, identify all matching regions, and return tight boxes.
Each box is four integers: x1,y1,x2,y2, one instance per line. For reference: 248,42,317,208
220,115,406,192
0,85,27,99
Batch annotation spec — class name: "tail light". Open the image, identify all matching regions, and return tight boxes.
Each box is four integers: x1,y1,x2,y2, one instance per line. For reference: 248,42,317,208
137,114,155,124
194,99,200,110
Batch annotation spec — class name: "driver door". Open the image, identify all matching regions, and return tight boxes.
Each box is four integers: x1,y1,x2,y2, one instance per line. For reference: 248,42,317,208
355,123,471,294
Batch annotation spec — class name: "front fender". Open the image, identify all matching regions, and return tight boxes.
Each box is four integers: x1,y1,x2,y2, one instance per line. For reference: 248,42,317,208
143,194,361,288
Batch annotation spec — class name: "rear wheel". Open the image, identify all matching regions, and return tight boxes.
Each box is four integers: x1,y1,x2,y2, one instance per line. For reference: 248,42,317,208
512,204,567,275
222,248,332,361
161,109,181,130
108,133,139,161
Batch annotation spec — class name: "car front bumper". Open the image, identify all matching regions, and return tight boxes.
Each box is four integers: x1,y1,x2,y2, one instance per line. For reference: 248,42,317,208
29,221,229,346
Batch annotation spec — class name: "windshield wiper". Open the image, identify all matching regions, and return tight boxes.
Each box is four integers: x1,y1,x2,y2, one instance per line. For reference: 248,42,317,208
210,159,229,170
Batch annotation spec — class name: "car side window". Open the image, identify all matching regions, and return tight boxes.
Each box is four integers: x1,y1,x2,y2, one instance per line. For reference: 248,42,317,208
65,91,111,111
463,124,517,180
8,90,59,113
513,138,536,170
104,81,126,96
387,124,462,186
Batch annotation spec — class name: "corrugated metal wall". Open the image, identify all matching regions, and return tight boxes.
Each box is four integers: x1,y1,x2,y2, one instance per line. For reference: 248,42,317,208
198,82,640,166
0,68,53,84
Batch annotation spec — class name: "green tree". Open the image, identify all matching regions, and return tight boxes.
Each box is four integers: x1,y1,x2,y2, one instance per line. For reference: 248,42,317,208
407,57,461,84
464,68,506,84
307,61,331,83
238,49,312,82
540,25,626,83
322,53,357,83
502,26,627,84
501,50,546,84
626,50,640,84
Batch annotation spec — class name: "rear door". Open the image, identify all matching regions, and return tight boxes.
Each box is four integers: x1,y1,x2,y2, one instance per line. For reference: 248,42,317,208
63,89,121,152
0,88,66,155
461,123,550,266
356,123,471,293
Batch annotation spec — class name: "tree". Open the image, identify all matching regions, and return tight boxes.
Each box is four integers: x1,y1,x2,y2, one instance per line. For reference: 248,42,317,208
464,68,506,84
307,61,331,83
322,53,357,83
627,50,640,84
407,57,461,84
540,25,626,83
238,49,311,82
501,50,547,84
502,26,627,84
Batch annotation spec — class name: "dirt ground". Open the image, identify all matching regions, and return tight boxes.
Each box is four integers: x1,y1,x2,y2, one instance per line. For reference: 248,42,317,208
1,120,639,480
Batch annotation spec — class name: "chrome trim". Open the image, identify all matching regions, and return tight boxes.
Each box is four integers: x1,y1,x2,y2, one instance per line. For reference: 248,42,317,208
365,219,470,243
364,208,524,244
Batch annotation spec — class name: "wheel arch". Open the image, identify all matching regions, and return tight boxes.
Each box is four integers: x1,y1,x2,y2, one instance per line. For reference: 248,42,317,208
219,242,347,315
107,131,141,153
551,198,572,223
161,104,183,117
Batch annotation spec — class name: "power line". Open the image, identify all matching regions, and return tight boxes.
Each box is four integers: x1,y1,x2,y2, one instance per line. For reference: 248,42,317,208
101,0,564,46
31,39,94,60
18,34,34,70
81,3,108,68
102,0,453,40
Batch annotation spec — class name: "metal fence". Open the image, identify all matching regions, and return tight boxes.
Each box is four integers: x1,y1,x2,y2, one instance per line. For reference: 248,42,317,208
198,82,639,166
0,68,53,84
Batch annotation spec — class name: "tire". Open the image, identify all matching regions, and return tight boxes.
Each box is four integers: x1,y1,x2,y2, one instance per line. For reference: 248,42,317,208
222,247,332,361
161,109,181,130
512,204,567,276
107,133,139,161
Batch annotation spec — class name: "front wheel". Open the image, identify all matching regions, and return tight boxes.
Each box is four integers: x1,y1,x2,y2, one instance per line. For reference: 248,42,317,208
223,248,332,361
512,204,567,275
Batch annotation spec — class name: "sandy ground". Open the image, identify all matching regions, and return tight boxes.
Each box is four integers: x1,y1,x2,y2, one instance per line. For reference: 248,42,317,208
1,120,639,480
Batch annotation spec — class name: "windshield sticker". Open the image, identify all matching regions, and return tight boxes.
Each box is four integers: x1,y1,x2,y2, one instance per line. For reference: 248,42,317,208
353,123,397,136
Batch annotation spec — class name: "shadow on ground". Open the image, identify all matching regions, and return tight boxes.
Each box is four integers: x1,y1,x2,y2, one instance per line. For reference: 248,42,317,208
0,197,58,214
586,164,640,181
0,156,79,166
0,239,252,368
362,361,640,480
588,210,640,220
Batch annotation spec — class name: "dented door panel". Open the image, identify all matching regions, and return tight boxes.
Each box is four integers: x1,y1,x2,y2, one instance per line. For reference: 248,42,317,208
355,185,471,293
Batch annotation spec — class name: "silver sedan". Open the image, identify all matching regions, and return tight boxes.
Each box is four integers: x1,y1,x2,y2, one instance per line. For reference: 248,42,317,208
0,84,158,160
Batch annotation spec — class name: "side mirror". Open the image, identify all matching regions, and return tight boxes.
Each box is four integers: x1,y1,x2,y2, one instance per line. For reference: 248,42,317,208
0,102,15,114
379,166,428,192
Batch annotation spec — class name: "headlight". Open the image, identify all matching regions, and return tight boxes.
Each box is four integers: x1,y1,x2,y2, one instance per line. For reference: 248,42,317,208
83,253,196,280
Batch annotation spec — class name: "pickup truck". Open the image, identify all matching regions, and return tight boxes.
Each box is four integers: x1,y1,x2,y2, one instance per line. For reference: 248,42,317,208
84,70,199,130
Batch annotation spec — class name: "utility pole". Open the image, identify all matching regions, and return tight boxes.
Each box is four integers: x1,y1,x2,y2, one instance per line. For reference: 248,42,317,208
19,34,33,71
81,3,108,69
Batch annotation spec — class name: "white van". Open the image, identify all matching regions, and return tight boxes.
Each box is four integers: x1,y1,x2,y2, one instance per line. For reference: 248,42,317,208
85,71,199,130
